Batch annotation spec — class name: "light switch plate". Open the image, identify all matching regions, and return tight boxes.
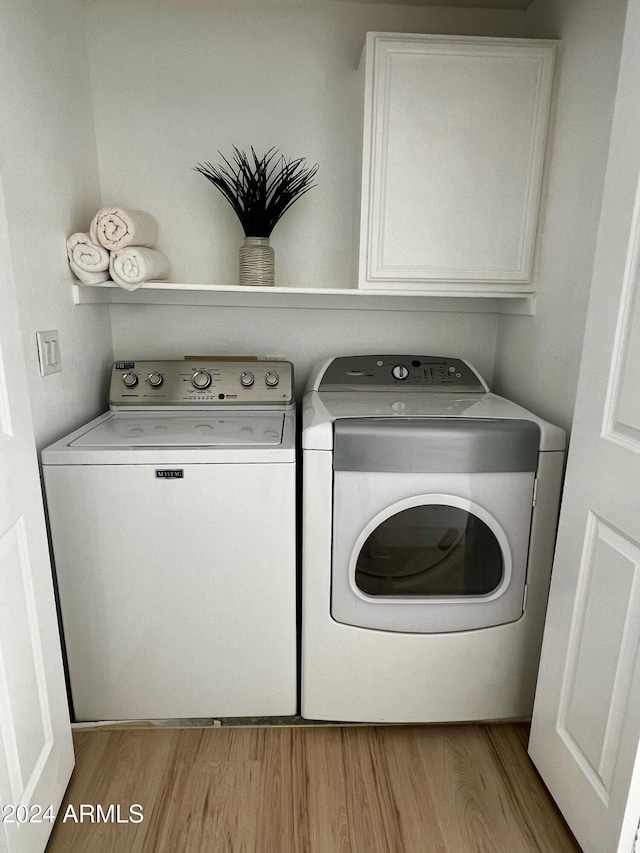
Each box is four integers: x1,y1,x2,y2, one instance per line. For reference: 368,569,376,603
36,330,62,376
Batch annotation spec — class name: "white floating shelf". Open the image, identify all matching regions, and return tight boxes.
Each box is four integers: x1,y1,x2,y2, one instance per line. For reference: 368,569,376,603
73,281,536,315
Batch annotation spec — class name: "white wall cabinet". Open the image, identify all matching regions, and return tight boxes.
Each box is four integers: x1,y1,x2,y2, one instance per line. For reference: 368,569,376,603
357,33,556,290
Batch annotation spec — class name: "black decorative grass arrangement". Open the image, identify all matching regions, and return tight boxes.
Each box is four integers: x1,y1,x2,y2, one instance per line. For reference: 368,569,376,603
194,146,319,238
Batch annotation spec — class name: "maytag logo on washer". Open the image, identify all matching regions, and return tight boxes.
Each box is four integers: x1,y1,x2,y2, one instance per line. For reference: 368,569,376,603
155,470,184,479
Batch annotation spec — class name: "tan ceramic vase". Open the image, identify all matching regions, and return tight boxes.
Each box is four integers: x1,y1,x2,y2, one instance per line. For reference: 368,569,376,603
239,237,275,287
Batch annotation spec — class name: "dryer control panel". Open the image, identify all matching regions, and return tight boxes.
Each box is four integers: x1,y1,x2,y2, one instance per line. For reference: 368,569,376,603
109,359,294,409
317,355,487,393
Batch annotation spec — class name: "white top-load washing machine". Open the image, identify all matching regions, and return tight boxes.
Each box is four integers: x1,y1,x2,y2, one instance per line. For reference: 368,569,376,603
42,359,296,722
301,355,566,723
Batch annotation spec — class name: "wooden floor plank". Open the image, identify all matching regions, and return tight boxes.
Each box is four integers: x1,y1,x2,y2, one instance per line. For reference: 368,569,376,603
169,725,260,764
414,725,541,853
253,728,307,853
144,761,260,853
484,724,582,853
303,727,351,853
371,727,448,853
45,724,582,853
343,726,417,853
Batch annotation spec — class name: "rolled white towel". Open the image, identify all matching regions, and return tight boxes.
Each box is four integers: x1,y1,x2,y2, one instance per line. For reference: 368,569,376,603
109,247,170,291
90,207,158,252
66,232,111,285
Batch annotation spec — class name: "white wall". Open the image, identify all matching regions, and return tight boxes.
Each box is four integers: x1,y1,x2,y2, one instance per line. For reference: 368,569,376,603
0,0,114,449
87,0,525,289
493,0,628,434
109,304,498,396
88,0,526,386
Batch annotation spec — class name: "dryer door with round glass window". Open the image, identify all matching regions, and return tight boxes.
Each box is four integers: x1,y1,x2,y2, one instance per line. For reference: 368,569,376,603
331,418,540,634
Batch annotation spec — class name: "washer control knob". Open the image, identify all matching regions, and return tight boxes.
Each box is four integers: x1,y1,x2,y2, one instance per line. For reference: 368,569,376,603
240,372,255,387
191,370,212,390
391,364,409,381
265,372,279,387
122,372,138,388
147,372,163,388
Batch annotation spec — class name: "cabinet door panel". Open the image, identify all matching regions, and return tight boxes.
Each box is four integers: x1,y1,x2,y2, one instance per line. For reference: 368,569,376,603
358,35,555,288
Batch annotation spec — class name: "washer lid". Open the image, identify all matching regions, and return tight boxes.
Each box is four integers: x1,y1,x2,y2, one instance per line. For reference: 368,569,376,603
69,412,285,448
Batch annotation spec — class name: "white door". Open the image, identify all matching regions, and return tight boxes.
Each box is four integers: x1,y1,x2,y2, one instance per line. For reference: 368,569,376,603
529,0,640,851
0,178,74,846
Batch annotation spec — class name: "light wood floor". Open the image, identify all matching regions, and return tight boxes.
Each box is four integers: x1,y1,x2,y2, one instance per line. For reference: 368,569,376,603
46,724,581,853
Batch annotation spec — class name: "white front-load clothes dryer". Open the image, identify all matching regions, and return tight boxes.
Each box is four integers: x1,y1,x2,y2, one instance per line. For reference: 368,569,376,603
301,355,566,723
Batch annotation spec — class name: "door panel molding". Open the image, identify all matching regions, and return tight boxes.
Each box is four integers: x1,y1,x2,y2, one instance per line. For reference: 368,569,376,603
557,513,640,805
0,342,13,442
0,516,54,806
602,167,640,452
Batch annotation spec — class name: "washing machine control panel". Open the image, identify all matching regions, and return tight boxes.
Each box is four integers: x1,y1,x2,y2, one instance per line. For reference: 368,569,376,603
109,360,294,408
318,355,487,393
